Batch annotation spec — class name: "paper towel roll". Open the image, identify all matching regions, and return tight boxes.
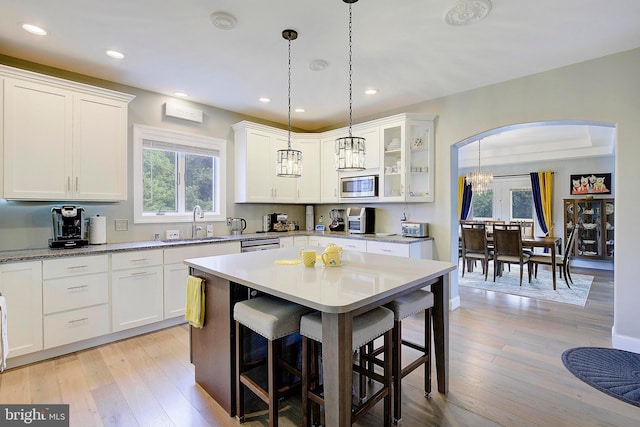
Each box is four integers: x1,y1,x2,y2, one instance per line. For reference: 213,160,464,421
89,215,107,244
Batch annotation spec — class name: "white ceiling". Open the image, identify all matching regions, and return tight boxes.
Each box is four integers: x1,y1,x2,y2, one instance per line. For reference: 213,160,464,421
0,0,633,158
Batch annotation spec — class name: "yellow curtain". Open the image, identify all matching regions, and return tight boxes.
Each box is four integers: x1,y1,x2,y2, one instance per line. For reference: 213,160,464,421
457,176,465,220
538,171,554,236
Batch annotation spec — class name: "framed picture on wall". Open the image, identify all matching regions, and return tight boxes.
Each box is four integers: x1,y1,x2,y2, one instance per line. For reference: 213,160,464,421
570,173,611,195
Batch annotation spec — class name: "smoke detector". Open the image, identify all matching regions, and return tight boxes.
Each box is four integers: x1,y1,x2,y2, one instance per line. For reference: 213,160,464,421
444,0,492,26
210,11,237,30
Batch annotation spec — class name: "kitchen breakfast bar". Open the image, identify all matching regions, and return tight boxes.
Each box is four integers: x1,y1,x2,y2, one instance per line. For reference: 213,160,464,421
185,247,456,427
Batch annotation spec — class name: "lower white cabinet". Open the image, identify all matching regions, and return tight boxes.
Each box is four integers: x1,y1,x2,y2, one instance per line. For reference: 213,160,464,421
111,250,164,332
42,255,110,348
0,261,43,358
163,242,240,319
366,241,410,257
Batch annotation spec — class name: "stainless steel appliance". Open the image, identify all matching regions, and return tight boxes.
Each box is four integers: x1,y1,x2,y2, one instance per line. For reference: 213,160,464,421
267,212,289,232
340,175,378,198
328,209,346,232
401,221,429,237
49,205,88,248
241,238,281,252
230,218,247,235
347,207,375,234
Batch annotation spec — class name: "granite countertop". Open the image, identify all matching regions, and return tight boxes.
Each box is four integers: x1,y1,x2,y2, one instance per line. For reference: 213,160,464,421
0,230,432,264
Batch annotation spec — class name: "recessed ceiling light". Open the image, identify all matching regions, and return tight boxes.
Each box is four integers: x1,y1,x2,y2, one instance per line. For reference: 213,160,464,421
22,24,47,36
309,59,328,71
210,11,237,30
259,97,271,103
444,0,492,26
106,50,125,59
365,88,378,95
174,92,188,97
295,108,305,113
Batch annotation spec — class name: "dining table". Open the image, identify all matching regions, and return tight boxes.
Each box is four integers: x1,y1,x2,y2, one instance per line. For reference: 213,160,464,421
185,247,456,427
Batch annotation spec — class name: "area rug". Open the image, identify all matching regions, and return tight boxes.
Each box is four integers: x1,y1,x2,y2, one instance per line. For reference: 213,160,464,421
562,347,640,407
458,265,593,306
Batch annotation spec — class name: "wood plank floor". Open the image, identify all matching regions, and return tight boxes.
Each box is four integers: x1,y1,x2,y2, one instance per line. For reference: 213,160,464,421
1,267,639,426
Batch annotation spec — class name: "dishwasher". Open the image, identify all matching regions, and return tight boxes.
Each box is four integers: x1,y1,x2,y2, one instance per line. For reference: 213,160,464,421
241,237,281,252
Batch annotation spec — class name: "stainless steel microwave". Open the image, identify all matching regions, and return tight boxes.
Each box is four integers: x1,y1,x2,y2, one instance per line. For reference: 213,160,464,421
340,175,378,198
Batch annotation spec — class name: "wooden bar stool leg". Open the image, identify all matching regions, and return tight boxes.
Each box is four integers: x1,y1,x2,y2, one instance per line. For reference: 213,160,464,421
235,321,245,423
425,308,432,396
268,339,278,427
392,319,402,424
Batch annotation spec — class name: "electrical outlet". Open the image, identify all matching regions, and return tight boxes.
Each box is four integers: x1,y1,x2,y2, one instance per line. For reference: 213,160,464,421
114,219,128,231
226,217,232,226
165,230,180,240
206,224,213,237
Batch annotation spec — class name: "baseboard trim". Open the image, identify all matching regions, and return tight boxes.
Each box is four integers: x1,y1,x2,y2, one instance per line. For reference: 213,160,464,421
611,326,640,353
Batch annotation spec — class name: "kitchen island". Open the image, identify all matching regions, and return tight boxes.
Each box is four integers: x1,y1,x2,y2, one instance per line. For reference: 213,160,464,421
185,247,455,427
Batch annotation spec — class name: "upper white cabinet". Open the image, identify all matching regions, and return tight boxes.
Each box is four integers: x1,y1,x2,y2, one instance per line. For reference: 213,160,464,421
380,114,435,203
233,113,435,204
233,121,320,203
1,65,134,201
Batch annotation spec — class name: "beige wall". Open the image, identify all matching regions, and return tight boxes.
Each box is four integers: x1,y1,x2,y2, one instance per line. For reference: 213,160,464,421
1,48,638,352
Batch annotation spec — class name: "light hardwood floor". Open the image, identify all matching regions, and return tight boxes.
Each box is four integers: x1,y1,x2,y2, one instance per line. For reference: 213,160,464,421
1,267,638,426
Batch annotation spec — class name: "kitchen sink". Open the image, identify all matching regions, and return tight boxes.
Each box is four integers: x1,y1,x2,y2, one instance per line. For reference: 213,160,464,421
162,236,227,243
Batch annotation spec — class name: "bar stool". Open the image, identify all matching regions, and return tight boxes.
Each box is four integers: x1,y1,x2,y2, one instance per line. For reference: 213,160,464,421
367,289,434,425
300,307,394,427
234,296,312,426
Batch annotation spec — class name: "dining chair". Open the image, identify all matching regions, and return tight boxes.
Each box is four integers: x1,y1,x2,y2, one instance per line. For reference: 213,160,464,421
492,223,532,286
530,226,578,288
460,222,492,280
510,220,534,254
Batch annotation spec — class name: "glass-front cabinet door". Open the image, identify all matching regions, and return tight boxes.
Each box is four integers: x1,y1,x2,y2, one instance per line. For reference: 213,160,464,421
564,198,614,261
379,114,435,203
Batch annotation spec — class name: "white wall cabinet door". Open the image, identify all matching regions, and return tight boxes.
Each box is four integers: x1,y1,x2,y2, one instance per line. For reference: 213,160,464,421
321,137,340,203
294,137,321,203
3,78,73,200
73,93,128,200
0,261,43,358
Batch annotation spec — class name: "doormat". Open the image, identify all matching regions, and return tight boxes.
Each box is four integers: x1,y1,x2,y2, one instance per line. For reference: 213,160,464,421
458,265,593,306
562,347,640,408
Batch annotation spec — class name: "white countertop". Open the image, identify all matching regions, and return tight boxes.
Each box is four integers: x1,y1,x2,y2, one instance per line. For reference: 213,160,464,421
184,247,455,314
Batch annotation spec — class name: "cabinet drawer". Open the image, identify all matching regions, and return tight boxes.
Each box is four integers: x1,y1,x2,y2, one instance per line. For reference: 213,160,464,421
111,249,163,270
43,255,108,279
164,242,239,264
44,304,110,349
366,241,410,258
293,236,309,247
331,237,366,252
43,272,108,314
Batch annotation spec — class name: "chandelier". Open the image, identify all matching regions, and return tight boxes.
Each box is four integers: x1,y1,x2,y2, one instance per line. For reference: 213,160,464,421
466,138,493,193
276,29,303,177
335,0,365,171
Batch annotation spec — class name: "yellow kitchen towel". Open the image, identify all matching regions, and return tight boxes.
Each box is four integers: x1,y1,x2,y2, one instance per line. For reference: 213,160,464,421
0,295,7,372
185,276,205,328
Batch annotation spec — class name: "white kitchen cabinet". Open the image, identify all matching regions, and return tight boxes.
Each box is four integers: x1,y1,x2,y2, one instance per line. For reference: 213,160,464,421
1,65,133,201
380,114,435,203
294,136,321,203
42,255,110,348
233,122,296,203
163,242,240,319
309,235,366,252
0,261,43,358
321,136,340,203
351,125,381,170
293,236,309,247
279,236,294,248
111,250,164,332
367,240,433,259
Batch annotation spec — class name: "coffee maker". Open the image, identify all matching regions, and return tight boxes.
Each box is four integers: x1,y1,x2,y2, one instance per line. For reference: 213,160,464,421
49,206,89,248
328,209,346,232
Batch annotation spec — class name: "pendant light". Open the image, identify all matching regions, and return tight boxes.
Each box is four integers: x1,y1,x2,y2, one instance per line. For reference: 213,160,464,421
276,29,303,177
466,138,493,193
335,0,365,171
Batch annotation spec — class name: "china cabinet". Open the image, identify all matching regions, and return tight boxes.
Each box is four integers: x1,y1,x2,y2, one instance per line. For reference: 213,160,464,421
1,65,134,201
564,198,614,260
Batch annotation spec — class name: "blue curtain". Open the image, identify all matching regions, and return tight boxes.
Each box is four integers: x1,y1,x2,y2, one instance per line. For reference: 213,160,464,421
530,172,549,235
460,178,473,220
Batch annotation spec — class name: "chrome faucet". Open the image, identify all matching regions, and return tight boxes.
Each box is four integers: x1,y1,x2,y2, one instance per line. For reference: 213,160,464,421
192,205,204,238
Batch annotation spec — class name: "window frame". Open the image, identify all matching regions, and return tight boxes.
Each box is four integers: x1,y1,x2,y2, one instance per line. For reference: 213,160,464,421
133,124,227,224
